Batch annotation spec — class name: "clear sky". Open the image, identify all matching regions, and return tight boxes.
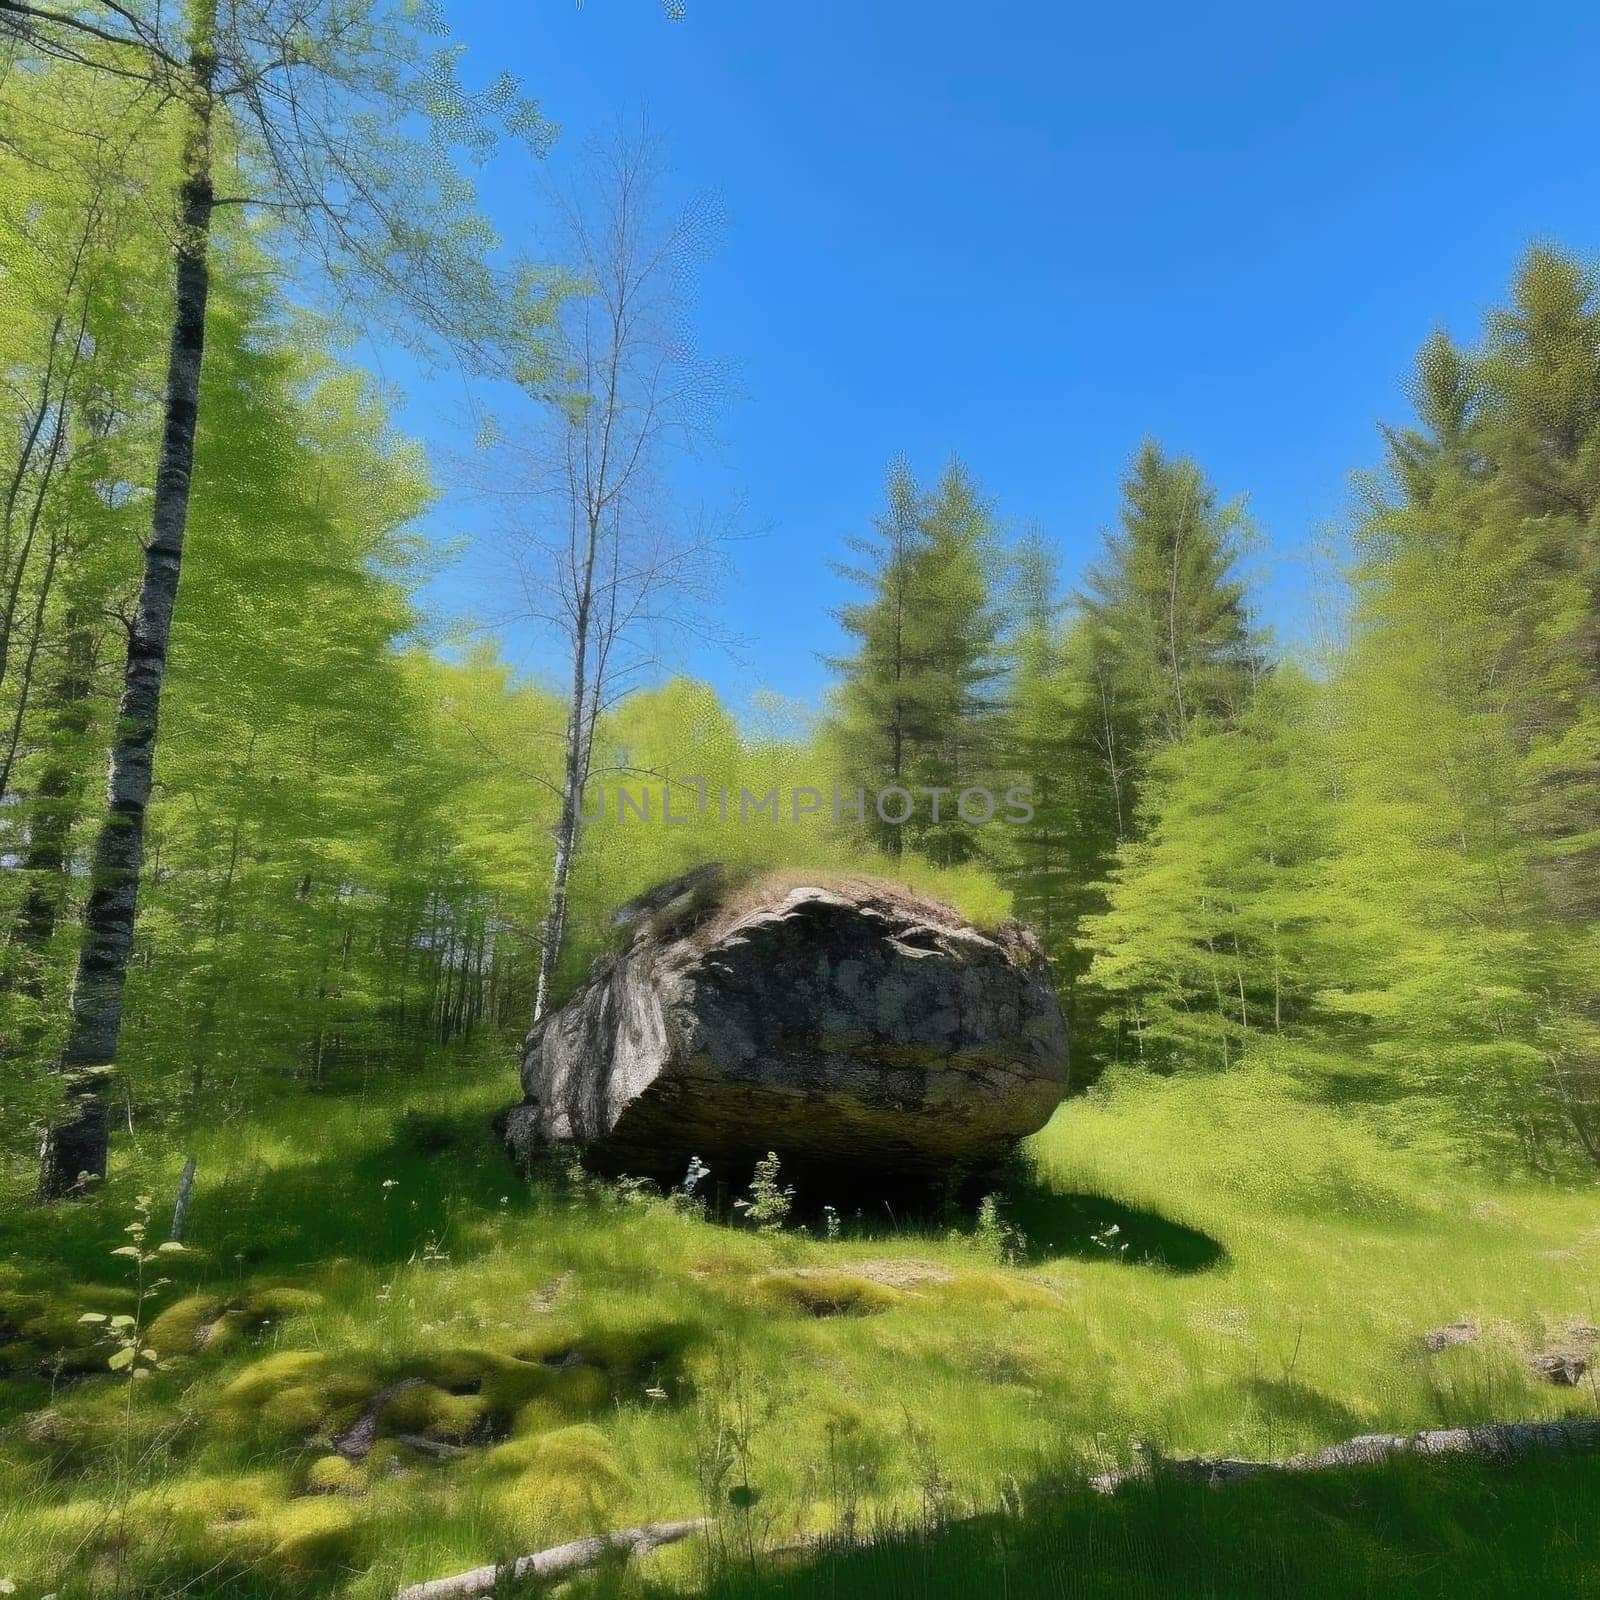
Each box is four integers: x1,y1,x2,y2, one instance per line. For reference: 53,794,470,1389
394,0,1600,716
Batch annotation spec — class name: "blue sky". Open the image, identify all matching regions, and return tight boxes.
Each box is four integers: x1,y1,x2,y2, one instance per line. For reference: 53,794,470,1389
395,0,1600,716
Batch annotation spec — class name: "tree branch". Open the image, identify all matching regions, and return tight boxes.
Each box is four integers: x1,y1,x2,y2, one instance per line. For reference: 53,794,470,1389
0,0,181,69
392,1518,709,1600
1090,1418,1600,1495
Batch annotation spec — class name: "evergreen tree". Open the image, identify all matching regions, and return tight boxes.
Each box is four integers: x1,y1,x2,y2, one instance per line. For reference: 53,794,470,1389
911,464,1010,864
1081,441,1261,755
827,459,1006,865
1086,670,1332,1072
1323,247,1600,1166
1003,546,1124,1055
827,461,929,858
1054,443,1264,1073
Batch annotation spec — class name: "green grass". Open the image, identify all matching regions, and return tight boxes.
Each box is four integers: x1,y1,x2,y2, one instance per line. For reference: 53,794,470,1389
2,1056,1598,1599
605,1453,1600,1600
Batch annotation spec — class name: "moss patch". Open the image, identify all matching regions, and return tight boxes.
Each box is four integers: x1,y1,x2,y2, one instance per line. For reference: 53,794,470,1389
260,1495,362,1573
755,1270,905,1317
936,1271,1064,1312
146,1285,321,1357
222,1350,377,1440
485,1424,630,1540
380,1381,488,1442
304,1454,368,1495
129,1470,284,1529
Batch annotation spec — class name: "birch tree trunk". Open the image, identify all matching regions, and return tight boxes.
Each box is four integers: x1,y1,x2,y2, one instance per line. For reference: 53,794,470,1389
498,132,721,1025
532,771,578,1023
37,12,216,1200
533,578,593,1023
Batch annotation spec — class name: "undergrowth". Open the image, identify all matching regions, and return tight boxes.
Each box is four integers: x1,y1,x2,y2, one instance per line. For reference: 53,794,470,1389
1,1055,1597,1598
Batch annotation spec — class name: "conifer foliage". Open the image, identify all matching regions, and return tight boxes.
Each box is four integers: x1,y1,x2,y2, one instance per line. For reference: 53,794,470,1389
826,460,1008,865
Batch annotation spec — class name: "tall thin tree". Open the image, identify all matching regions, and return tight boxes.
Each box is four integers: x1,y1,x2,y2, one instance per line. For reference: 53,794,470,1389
478,128,727,1022
1,0,551,1195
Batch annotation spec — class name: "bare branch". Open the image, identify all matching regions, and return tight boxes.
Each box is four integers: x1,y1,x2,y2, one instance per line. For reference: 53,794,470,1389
0,0,179,66
393,1518,709,1600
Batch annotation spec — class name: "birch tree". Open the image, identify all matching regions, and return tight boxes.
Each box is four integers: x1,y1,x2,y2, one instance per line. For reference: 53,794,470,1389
480,129,726,1023
0,0,550,1196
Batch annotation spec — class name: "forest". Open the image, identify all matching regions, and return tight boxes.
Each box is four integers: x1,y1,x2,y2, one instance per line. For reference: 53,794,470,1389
2,3,1599,1599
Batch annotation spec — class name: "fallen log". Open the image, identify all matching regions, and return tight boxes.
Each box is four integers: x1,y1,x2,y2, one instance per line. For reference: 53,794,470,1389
1091,1418,1600,1494
391,1432,470,1460
392,1518,710,1600
393,1416,1600,1596
334,1378,429,1462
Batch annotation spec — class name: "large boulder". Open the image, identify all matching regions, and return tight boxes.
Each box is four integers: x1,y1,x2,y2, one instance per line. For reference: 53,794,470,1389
505,865,1070,1193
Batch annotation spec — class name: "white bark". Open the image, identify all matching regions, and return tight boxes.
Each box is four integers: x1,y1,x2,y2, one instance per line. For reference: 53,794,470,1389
491,129,725,1021
393,1518,709,1600
38,11,217,1200
1091,1418,1600,1495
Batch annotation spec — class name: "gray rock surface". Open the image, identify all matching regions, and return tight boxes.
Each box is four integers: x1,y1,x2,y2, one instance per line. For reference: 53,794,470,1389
505,865,1070,1189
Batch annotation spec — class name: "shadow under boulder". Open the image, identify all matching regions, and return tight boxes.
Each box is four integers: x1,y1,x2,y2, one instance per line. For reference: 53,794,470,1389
1004,1185,1227,1273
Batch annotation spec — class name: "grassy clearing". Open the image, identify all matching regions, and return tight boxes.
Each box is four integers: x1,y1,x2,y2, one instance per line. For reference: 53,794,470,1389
606,1452,1600,1600
1,1058,1598,1598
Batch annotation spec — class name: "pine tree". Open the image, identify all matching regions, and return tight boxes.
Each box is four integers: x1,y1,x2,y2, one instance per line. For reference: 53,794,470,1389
1324,247,1600,1166
1086,670,1331,1072
909,463,1009,864
827,462,929,858
1081,441,1261,755
827,459,1006,865
1003,545,1125,1053
1060,443,1265,1072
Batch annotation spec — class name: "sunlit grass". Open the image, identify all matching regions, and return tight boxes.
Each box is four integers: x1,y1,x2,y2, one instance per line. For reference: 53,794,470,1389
610,1451,1600,1600
2,1053,1597,1598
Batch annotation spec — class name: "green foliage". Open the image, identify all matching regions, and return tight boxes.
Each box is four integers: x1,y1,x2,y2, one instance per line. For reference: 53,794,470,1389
1086,671,1333,1071
1019,251,1600,1174
1082,441,1262,751
9,205,1592,1180
79,1191,183,1378
0,63,170,1081
736,1152,796,1233
4,31,1600,1597
998,447,1264,1074
0,59,570,1148
825,460,1010,865
968,1194,1024,1264
1307,246,1600,1167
